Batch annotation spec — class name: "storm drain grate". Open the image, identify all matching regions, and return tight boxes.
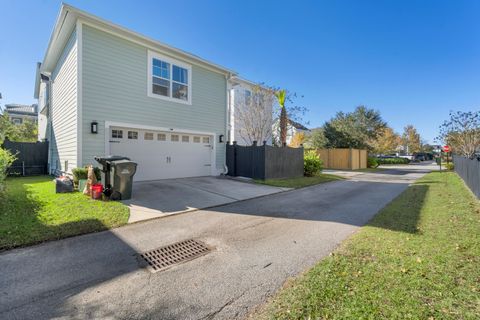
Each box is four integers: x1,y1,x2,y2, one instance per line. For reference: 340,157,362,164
139,239,210,273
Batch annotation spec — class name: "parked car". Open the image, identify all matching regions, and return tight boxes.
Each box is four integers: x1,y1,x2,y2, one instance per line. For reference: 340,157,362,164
398,155,414,161
376,155,395,159
413,153,426,161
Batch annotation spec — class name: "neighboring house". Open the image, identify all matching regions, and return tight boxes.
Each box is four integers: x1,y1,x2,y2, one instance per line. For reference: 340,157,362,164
228,77,273,145
35,4,260,181
3,104,38,125
273,119,310,145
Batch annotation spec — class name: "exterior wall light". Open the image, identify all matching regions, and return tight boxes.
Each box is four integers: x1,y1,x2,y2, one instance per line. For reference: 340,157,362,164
219,134,224,143
91,121,98,134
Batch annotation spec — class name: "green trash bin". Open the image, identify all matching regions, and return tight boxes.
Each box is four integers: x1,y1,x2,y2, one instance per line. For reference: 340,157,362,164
110,159,137,200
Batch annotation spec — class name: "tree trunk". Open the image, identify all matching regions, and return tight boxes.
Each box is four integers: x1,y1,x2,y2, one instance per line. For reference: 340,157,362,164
280,107,288,145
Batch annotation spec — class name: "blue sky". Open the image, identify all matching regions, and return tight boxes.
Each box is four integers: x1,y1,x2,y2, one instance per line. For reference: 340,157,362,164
1,0,479,143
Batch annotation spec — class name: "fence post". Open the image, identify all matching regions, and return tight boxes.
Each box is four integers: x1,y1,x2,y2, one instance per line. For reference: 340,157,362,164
232,141,237,176
22,161,25,176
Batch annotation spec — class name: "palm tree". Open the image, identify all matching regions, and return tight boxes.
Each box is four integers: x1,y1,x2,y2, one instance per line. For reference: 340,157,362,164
275,89,288,146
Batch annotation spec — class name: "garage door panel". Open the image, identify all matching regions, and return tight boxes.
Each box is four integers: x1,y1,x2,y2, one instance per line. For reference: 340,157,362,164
109,127,212,181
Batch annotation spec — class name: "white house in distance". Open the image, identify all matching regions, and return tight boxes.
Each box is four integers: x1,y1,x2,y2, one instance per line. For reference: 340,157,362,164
228,77,273,145
273,119,311,145
34,4,272,181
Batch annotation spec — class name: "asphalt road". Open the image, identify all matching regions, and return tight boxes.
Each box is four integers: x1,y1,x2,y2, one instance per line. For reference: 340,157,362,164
0,163,433,320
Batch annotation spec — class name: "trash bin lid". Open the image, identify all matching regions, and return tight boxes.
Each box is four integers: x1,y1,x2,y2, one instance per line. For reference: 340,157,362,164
112,159,137,175
111,159,137,165
94,155,130,163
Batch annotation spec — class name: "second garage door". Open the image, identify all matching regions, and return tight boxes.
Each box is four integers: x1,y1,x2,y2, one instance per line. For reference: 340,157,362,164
109,127,213,181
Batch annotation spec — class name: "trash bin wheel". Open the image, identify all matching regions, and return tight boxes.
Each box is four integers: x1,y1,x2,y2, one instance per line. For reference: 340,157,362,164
110,191,122,201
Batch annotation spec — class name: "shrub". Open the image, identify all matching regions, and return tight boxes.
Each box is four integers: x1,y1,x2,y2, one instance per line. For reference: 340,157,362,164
304,150,323,176
0,148,16,193
376,157,410,165
367,157,379,168
72,167,101,184
445,162,454,171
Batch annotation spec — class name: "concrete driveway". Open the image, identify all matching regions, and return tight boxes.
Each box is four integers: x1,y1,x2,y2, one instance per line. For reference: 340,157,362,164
0,166,431,320
124,176,290,223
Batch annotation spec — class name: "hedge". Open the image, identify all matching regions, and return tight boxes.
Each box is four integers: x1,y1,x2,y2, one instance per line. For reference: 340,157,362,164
376,157,410,165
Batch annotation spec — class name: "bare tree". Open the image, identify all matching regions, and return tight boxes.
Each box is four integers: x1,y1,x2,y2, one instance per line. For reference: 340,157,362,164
437,111,480,157
233,85,275,145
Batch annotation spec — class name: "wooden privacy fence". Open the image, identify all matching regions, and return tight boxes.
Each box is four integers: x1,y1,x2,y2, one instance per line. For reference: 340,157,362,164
317,148,367,170
2,139,49,176
453,155,480,199
226,142,304,179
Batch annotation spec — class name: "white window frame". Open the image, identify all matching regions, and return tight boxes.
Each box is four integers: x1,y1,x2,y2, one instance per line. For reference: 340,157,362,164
12,117,22,125
128,131,138,139
144,132,154,140
112,129,123,139
147,50,192,105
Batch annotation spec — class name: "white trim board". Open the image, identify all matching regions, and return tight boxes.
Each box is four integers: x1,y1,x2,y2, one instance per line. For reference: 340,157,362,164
76,21,83,167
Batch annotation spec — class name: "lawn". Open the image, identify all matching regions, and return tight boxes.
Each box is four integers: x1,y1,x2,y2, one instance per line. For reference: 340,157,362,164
255,173,343,189
0,176,130,251
256,172,480,319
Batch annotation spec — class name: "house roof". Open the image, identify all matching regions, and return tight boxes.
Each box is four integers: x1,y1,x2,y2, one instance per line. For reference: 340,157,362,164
39,3,237,78
229,77,260,87
228,76,272,92
288,119,309,131
4,104,38,116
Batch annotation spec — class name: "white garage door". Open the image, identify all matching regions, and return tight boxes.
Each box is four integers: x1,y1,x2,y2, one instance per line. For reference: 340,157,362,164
109,127,213,181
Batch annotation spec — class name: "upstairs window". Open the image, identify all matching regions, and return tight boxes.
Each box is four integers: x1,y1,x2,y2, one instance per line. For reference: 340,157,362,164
148,51,191,104
245,90,252,106
12,117,23,125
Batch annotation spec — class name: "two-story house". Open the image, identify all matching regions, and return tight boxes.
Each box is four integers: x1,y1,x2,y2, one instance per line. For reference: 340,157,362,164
228,77,274,146
34,4,270,181
2,103,38,125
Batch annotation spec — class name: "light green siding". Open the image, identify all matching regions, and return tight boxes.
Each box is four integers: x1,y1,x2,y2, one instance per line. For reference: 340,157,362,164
81,25,227,171
50,29,78,173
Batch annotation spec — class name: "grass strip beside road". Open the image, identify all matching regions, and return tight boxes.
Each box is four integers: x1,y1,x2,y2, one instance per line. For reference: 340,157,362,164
257,171,480,319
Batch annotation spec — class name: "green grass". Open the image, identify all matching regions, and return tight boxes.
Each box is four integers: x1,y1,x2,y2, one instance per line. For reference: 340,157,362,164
257,172,480,319
255,173,344,189
0,176,130,251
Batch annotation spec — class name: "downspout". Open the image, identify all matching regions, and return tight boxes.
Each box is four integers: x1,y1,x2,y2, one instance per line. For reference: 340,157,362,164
223,73,233,175
47,77,54,174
